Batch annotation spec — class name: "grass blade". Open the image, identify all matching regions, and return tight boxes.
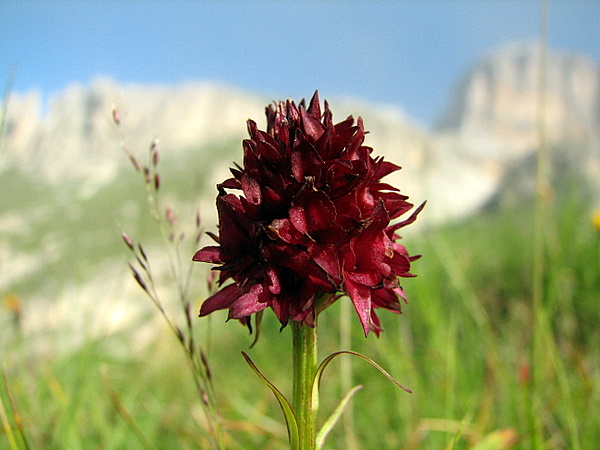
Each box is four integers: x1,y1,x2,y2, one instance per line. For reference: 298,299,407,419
313,350,412,398
241,352,299,449
315,385,363,450
0,393,19,450
312,351,410,449
101,367,157,450
2,367,29,450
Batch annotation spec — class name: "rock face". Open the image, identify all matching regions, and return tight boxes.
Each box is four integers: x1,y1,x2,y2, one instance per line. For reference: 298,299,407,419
2,79,268,191
433,42,600,216
437,42,600,149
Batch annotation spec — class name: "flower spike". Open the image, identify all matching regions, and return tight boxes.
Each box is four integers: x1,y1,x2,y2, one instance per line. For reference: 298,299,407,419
194,92,422,335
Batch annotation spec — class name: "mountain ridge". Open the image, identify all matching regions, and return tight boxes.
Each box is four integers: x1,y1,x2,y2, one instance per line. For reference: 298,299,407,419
3,42,598,224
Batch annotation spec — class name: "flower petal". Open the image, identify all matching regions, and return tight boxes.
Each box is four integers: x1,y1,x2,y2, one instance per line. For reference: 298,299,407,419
192,246,221,263
230,284,269,319
200,284,244,316
289,205,309,235
300,104,325,141
344,277,372,336
308,242,341,280
241,174,262,205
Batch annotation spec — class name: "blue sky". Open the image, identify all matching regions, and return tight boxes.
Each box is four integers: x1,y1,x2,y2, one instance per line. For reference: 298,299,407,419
1,1,599,128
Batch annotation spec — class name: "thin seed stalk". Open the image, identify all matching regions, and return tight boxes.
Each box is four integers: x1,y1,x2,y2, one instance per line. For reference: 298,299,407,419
531,2,549,448
292,320,318,450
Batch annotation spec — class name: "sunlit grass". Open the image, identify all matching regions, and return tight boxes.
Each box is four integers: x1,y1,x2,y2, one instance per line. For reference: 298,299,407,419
2,170,598,448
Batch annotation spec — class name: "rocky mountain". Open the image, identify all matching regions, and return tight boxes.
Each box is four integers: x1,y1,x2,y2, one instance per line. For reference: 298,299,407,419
2,80,268,193
2,42,599,346
432,42,600,216
3,42,598,223
437,42,600,148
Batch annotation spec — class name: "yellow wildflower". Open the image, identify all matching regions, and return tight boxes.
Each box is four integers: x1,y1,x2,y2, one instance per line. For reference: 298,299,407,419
593,209,600,231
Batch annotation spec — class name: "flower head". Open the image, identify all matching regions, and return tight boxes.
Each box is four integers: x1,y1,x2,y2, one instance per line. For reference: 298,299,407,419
194,92,423,336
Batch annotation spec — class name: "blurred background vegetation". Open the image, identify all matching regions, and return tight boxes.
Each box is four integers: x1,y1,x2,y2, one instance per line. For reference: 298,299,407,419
1,132,598,448
2,1,600,449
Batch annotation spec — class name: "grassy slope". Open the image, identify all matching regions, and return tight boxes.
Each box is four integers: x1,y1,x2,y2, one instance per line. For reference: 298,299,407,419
1,143,599,449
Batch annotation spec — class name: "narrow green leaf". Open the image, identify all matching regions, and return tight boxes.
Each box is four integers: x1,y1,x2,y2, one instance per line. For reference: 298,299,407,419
311,351,411,449
316,385,363,450
2,367,30,450
314,351,412,397
101,367,157,450
0,394,19,450
241,352,299,449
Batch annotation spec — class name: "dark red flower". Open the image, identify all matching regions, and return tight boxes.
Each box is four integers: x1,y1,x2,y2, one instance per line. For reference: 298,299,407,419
194,92,424,336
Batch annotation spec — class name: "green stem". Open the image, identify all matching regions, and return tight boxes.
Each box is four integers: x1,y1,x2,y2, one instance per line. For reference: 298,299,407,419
292,320,318,450
530,2,549,447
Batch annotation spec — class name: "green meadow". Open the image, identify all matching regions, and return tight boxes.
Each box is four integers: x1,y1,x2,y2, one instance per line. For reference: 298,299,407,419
1,135,599,449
